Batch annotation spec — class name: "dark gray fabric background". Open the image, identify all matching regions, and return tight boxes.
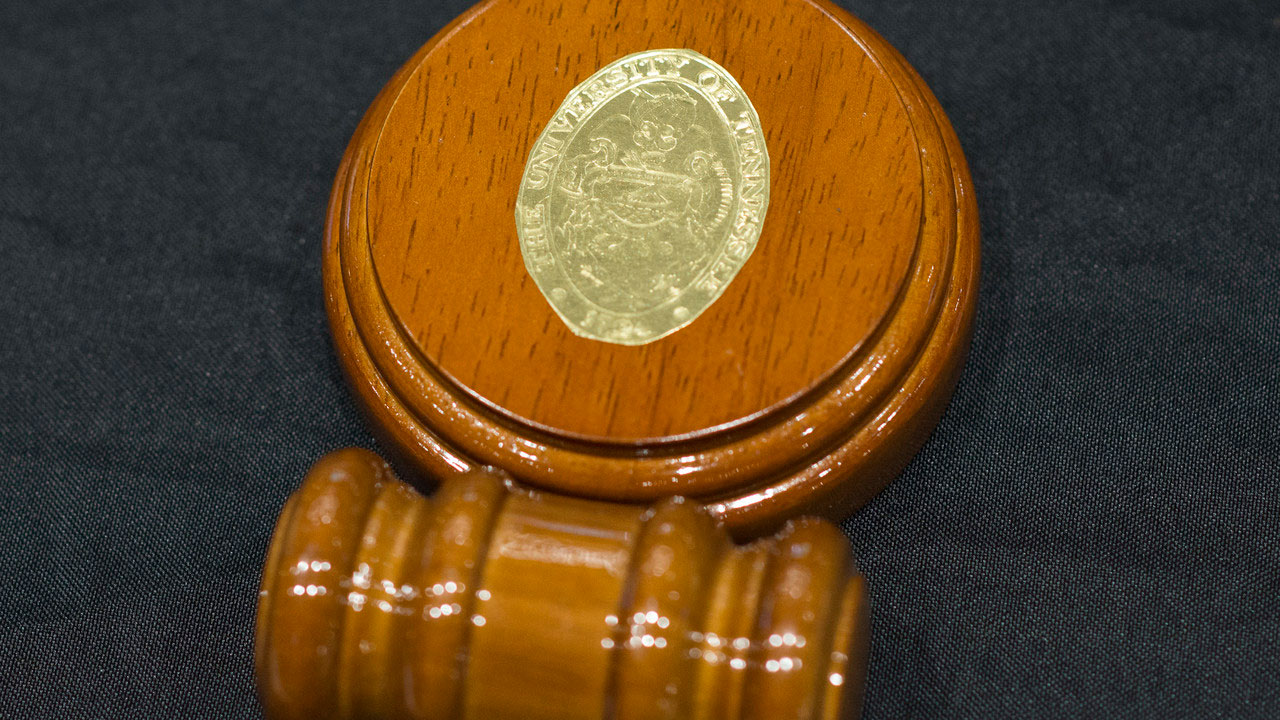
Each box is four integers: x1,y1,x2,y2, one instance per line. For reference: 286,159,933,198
2,0,1278,717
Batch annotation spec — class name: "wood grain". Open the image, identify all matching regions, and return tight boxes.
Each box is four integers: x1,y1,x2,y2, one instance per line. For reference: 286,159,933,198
366,0,923,442
322,0,980,534
257,448,871,720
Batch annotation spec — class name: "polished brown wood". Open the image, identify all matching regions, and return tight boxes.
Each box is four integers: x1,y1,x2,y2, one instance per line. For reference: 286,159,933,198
258,448,870,720
322,0,980,535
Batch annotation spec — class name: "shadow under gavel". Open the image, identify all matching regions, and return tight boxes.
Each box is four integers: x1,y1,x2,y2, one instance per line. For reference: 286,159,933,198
256,448,870,720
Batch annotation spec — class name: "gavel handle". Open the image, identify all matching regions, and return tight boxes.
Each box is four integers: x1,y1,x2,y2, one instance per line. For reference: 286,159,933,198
256,448,870,720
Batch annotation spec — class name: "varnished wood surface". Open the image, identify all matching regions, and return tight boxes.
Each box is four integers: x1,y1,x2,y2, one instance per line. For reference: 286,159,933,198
257,448,870,720
367,0,924,442
323,0,980,534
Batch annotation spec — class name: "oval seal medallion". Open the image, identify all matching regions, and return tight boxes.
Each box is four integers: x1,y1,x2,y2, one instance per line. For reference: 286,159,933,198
516,49,770,346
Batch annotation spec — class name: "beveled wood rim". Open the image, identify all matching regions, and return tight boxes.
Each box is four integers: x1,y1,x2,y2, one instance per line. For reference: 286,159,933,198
322,0,980,535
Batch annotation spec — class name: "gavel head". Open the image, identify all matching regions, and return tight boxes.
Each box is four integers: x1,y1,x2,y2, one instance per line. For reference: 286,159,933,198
256,449,870,720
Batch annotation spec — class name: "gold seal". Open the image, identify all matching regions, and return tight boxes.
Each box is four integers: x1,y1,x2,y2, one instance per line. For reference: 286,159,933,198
516,49,770,346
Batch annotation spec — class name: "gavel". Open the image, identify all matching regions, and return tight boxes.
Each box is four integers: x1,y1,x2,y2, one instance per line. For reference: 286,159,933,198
255,0,979,716
257,449,868,720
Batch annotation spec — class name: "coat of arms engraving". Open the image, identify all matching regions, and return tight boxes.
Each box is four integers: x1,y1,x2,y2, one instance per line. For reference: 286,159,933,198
517,49,770,345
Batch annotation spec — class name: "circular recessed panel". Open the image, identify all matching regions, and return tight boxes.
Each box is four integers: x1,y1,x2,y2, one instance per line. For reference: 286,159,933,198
364,0,923,443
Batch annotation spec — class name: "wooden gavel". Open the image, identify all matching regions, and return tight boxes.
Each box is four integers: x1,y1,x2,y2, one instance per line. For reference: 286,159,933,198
257,449,868,720
255,0,979,716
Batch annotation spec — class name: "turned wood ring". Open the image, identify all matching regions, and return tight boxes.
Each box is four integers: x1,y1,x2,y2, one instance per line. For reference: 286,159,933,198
324,0,979,535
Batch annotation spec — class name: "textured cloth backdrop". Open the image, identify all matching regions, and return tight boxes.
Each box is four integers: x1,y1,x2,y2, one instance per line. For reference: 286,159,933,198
1,1,1277,718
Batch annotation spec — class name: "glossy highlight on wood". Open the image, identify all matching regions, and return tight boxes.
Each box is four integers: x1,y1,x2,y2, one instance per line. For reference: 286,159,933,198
323,0,980,535
257,448,870,720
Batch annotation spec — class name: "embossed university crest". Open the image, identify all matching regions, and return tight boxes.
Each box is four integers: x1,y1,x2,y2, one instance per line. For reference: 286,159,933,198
517,49,770,345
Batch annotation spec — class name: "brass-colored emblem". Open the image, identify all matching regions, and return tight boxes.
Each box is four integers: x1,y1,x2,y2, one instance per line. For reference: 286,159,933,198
516,49,770,346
